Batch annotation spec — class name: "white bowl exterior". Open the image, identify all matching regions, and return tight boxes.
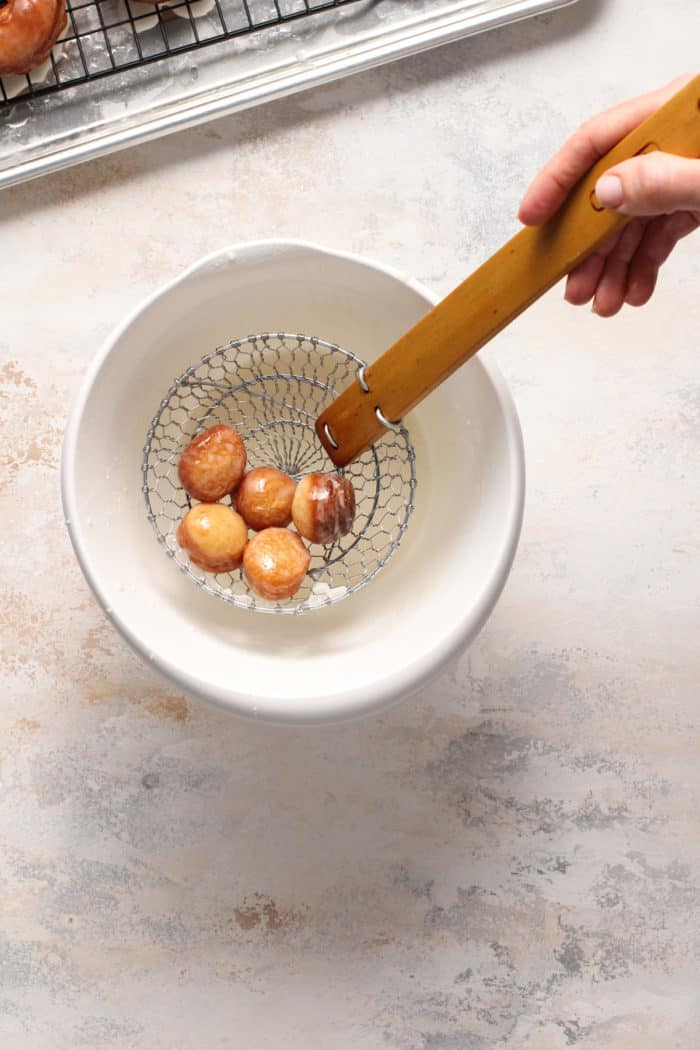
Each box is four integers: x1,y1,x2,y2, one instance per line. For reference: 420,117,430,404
62,240,524,724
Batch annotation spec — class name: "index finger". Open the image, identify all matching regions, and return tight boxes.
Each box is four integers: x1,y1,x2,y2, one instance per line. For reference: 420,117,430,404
517,74,694,226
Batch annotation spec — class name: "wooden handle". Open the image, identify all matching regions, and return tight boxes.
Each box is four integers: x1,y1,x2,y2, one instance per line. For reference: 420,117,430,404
317,74,700,466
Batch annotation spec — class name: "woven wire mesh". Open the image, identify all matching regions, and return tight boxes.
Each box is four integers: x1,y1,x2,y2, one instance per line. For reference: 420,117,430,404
0,0,363,106
142,334,416,614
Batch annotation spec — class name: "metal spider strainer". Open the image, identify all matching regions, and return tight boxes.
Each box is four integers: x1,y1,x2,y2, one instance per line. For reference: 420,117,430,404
142,334,416,615
144,74,700,615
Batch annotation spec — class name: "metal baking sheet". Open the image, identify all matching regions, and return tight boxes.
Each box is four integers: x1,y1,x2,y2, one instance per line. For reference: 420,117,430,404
0,0,583,189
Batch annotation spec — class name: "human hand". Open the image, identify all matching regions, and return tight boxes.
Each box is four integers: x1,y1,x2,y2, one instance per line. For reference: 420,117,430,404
518,75,700,316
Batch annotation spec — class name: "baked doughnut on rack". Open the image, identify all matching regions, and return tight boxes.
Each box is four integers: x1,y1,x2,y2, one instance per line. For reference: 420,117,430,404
0,0,67,77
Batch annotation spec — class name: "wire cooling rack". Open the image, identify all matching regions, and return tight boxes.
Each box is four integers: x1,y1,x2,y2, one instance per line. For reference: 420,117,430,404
0,0,363,106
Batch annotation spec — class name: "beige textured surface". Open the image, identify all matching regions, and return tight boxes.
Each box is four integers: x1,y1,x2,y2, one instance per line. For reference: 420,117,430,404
1,0,699,1046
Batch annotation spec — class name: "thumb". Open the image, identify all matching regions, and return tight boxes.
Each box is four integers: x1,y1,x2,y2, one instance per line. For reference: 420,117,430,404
595,151,700,216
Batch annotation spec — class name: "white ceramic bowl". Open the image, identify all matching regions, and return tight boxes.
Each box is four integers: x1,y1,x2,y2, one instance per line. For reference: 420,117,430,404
62,240,524,725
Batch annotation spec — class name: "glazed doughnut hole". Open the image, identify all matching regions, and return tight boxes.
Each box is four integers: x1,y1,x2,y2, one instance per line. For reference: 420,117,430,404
292,473,356,545
235,467,296,532
243,528,311,602
178,424,247,502
0,0,68,78
177,503,248,574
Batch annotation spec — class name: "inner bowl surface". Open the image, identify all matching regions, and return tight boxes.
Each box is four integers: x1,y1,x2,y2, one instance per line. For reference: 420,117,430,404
62,239,525,724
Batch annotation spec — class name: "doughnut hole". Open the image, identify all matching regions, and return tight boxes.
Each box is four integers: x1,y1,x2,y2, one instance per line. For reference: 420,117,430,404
177,503,248,573
178,424,246,502
235,467,296,531
292,473,356,545
243,528,311,601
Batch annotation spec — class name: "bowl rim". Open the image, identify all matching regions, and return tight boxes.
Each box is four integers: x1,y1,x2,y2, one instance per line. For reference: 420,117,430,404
61,238,525,724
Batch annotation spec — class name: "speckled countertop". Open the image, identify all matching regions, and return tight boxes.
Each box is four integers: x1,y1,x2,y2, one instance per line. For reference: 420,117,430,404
1,0,699,1046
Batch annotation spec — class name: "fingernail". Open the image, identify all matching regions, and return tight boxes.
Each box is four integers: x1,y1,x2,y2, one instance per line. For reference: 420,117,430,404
595,174,623,209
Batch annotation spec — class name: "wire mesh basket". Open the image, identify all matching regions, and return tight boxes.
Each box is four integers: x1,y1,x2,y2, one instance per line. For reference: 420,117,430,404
142,333,417,614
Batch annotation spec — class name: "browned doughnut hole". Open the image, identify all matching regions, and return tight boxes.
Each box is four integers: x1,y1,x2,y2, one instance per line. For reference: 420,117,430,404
243,528,310,601
291,473,356,545
235,467,296,532
178,424,247,502
0,0,67,77
176,503,248,574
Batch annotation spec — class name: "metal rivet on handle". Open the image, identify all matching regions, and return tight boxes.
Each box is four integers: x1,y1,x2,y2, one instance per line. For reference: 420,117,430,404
375,406,403,432
322,422,339,450
590,189,605,212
